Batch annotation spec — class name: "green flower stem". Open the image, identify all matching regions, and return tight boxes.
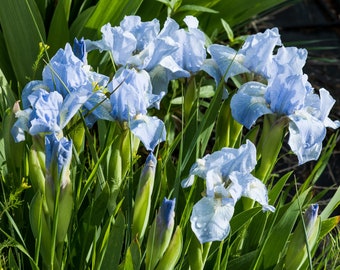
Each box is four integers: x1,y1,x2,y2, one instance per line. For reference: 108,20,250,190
49,173,61,270
255,114,287,183
214,97,243,150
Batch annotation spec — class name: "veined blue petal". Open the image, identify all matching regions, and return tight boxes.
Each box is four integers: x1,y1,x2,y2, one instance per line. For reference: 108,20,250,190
28,90,63,136
129,115,166,151
137,37,178,70
200,59,229,99
11,108,32,142
288,111,326,164
266,75,307,115
205,170,224,198
231,172,275,212
187,140,258,180
120,16,159,51
231,81,271,129
158,17,180,38
318,88,340,129
59,89,91,129
83,91,114,127
170,16,206,73
42,43,92,97
190,197,234,243
220,140,258,175
21,81,47,109
109,68,152,121
73,37,87,63
270,46,307,78
239,27,281,78
149,57,190,97
207,44,249,80
181,175,195,188
45,134,72,188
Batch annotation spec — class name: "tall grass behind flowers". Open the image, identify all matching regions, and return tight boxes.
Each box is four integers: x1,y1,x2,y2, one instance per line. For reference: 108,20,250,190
1,11,340,270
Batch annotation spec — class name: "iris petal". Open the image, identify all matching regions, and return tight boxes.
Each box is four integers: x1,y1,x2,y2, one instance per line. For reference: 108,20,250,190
288,111,326,164
190,197,234,243
129,115,166,151
231,81,271,129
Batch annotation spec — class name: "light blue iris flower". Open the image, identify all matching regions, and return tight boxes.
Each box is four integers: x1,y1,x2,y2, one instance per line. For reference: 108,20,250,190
231,57,340,164
40,41,111,128
108,68,166,151
182,140,275,243
201,28,281,97
159,16,206,73
109,68,161,120
11,87,90,142
85,15,206,97
42,43,93,97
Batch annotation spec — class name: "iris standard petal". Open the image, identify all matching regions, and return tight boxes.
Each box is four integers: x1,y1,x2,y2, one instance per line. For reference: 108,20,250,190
42,43,92,97
129,115,166,151
266,75,307,115
270,47,307,78
148,55,190,98
207,44,249,80
318,88,340,128
231,81,271,129
190,197,234,243
119,16,159,51
187,140,258,180
73,37,87,63
21,81,47,109
171,16,206,73
239,27,281,78
109,68,153,121
288,111,326,164
59,89,91,129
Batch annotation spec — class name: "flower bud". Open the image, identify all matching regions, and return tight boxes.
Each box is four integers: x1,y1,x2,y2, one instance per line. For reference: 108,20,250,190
108,128,139,213
145,197,176,269
44,134,74,243
132,153,157,240
285,204,320,270
155,226,183,270
29,136,46,193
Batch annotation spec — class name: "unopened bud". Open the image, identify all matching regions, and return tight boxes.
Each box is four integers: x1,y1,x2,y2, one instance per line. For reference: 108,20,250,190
285,204,320,270
145,197,176,270
132,153,157,239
